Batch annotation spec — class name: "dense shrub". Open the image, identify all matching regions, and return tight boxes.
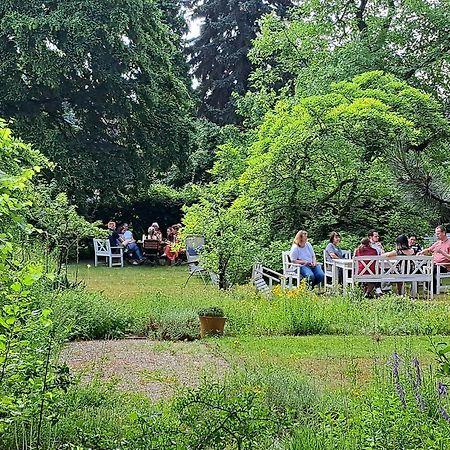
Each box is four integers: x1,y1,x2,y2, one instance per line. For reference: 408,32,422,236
146,308,200,341
38,289,132,340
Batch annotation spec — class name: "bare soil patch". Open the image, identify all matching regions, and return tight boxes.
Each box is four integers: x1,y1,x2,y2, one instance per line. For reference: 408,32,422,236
61,338,230,401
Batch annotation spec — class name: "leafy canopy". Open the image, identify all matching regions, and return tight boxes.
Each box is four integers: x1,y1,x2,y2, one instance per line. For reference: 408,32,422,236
184,72,450,281
0,0,194,216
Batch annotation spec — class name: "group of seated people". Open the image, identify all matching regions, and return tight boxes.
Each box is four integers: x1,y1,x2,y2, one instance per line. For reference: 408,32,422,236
290,225,450,296
107,221,183,265
108,221,146,265
144,222,183,264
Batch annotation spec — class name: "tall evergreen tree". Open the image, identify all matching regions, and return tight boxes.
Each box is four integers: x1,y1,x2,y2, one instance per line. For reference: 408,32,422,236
0,0,194,216
187,0,292,125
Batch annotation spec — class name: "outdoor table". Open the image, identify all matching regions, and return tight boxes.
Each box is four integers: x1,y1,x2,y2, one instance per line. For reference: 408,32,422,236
332,258,353,293
334,257,422,298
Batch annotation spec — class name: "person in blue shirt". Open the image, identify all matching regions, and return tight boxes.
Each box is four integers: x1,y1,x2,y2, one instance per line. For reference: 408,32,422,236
290,230,324,288
119,223,145,264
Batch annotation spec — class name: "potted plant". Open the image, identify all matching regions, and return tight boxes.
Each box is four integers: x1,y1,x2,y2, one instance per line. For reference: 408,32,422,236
198,306,226,338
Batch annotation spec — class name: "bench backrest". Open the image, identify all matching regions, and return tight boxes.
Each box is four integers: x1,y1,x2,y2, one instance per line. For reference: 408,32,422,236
282,251,296,274
186,235,205,264
93,238,112,255
353,255,433,282
143,239,160,251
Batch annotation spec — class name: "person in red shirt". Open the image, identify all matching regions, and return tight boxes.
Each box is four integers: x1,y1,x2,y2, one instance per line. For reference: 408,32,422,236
420,225,450,294
355,237,378,298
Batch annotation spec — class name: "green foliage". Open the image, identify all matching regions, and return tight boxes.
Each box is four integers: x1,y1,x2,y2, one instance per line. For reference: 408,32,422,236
164,118,225,187
0,121,74,443
183,184,257,288
173,379,285,449
15,381,152,450
41,289,132,340
185,72,449,283
19,351,450,449
187,0,293,125
240,0,450,218
198,306,225,317
430,339,450,377
29,187,103,282
0,0,194,215
246,0,450,113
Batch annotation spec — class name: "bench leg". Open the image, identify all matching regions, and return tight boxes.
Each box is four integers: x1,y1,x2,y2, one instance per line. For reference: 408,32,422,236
436,271,441,295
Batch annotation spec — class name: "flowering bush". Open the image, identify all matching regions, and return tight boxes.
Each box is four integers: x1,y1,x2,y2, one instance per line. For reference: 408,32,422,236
272,279,309,298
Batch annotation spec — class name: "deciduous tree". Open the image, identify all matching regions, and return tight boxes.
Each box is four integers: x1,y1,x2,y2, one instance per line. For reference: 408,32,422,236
0,0,194,216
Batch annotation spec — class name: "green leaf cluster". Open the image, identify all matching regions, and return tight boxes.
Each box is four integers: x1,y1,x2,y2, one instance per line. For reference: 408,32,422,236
184,72,450,283
0,0,195,215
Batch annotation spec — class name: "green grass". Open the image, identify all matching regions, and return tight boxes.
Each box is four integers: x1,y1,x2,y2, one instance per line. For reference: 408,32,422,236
68,263,450,339
25,264,449,448
216,335,435,359
212,335,438,389
64,263,450,390
69,263,210,300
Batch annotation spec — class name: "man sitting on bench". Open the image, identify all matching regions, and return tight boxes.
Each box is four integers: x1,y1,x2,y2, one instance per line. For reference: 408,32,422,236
120,223,146,265
420,225,450,294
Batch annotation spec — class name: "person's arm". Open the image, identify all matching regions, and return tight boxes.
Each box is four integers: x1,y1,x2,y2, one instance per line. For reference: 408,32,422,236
419,242,436,256
381,250,397,258
325,244,338,260
292,256,309,265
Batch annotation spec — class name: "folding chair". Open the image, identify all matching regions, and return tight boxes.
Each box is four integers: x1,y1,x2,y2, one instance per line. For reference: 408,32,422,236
184,235,208,287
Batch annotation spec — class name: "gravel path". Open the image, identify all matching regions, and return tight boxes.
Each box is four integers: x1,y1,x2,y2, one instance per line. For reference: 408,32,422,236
60,338,230,401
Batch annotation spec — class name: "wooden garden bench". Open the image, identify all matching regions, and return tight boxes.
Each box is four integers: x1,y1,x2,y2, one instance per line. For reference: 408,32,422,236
352,255,433,298
252,263,285,298
93,238,123,268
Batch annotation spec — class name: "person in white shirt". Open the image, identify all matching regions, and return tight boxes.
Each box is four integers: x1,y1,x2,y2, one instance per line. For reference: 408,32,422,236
368,229,384,255
290,230,324,288
368,229,386,294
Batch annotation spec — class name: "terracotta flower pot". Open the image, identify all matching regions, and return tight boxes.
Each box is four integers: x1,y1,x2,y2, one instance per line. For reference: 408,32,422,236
199,316,227,338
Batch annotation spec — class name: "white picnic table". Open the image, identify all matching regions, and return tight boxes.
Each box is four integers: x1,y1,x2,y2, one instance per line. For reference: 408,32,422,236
330,256,434,298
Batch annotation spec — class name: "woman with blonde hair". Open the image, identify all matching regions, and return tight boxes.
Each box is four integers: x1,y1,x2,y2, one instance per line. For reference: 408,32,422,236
290,230,324,288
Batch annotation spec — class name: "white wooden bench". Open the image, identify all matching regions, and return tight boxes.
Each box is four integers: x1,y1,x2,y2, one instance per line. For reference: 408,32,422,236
252,263,286,298
352,255,433,298
436,264,450,294
282,251,303,289
93,239,124,267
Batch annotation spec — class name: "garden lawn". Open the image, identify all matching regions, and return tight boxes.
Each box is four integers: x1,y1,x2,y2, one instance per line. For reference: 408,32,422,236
213,335,437,389
69,263,210,300
67,263,450,392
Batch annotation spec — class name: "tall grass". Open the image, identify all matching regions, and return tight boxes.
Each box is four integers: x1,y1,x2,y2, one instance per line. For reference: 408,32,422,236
69,264,450,339
123,287,450,338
